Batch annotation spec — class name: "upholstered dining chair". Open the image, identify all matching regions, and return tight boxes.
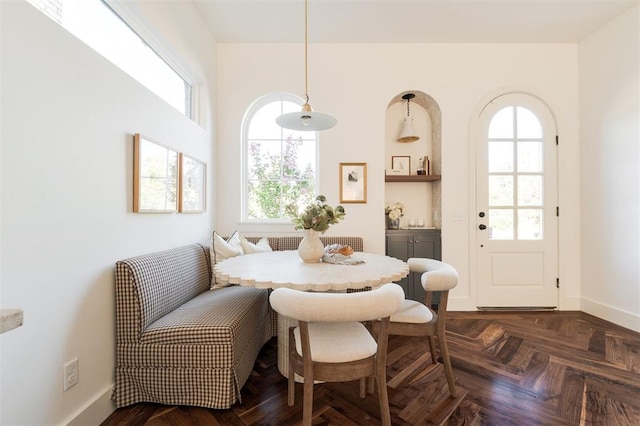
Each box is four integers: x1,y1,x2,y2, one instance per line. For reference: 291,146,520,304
373,258,459,398
269,283,405,426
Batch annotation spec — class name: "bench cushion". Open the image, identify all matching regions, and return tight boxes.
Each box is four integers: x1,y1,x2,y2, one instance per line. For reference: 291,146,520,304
141,286,267,346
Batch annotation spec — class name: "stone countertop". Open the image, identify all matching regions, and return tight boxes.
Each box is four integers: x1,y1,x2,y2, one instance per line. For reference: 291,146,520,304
1,309,24,334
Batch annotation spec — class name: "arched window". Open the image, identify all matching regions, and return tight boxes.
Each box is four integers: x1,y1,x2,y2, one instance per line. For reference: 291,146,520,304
242,94,318,221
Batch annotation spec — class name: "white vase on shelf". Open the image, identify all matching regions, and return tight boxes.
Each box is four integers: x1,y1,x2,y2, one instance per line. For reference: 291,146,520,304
297,229,325,263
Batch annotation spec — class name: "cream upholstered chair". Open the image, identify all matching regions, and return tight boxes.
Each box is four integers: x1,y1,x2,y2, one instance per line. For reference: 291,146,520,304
373,258,459,397
269,283,405,426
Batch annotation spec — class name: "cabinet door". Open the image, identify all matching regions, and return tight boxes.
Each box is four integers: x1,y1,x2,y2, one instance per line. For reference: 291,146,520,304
411,232,442,303
386,235,412,298
412,234,437,259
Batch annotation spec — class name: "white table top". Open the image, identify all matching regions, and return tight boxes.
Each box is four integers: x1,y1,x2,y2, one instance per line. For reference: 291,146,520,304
214,250,409,292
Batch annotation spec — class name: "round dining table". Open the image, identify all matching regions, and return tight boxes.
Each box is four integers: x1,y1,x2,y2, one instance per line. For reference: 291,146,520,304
214,250,409,291
214,250,409,377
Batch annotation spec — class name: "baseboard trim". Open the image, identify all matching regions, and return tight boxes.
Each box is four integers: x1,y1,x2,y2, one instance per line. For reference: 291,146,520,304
477,306,556,311
581,297,640,333
65,385,115,426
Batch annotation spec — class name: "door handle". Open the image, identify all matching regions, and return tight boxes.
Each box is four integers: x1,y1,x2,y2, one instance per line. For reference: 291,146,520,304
479,224,487,230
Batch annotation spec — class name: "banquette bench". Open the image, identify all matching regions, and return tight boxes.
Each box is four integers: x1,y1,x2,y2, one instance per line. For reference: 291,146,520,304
112,235,363,409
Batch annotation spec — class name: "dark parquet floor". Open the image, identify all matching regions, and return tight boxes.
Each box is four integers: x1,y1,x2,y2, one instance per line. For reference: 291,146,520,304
102,311,640,425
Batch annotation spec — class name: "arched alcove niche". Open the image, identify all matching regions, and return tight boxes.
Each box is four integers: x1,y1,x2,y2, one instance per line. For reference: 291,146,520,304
385,90,442,229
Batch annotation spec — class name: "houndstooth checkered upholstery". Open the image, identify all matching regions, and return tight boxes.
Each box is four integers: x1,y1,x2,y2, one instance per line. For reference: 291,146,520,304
113,237,364,410
113,244,272,409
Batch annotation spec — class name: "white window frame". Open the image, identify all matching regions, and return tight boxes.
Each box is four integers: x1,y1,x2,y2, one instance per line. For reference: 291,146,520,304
241,93,319,223
26,0,196,120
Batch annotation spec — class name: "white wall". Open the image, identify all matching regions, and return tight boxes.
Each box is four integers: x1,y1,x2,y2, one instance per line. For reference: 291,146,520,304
216,42,581,311
0,2,216,424
579,5,640,332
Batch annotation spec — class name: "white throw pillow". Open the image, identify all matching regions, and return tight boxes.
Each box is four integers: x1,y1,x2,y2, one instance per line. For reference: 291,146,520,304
241,237,273,254
210,231,244,289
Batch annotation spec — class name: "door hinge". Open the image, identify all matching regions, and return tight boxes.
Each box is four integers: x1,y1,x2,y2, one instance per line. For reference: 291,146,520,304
556,135,559,145
556,278,560,288
556,206,559,217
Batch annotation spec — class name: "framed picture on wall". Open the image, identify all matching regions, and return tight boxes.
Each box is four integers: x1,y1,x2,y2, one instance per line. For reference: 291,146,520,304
133,133,178,213
339,162,367,203
179,154,206,213
391,156,411,175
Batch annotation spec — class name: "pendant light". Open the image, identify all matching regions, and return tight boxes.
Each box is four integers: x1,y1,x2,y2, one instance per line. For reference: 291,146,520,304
397,93,419,142
276,0,336,131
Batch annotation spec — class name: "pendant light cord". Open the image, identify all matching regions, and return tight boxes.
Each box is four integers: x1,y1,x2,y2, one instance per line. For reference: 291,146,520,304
304,0,309,104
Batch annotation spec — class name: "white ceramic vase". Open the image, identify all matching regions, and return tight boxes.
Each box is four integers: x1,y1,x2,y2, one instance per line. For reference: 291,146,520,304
297,229,325,263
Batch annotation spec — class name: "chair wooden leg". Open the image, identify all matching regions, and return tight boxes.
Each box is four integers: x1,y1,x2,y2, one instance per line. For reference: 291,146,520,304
302,372,314,426
427,335,438,364
376,369,391,426
288,369,295,406
359,378,366,398
437,328,457,397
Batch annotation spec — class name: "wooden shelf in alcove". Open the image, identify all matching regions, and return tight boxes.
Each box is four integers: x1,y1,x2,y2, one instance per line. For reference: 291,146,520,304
384,174,441,182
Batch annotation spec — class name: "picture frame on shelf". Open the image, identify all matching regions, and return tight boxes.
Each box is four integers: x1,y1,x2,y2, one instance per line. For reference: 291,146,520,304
133,133,178,213
179,153,206,213
339,162,367,203
391,156,411,175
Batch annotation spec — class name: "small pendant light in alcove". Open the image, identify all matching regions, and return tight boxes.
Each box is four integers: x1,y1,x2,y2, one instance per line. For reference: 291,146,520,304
397,93,420,142
276,0,336,131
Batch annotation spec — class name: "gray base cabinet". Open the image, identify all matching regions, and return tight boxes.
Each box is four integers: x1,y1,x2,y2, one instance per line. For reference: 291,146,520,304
385,229,441,302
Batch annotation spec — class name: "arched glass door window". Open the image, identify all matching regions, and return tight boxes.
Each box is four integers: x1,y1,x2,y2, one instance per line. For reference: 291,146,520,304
242,94,318,221
487,106,545,240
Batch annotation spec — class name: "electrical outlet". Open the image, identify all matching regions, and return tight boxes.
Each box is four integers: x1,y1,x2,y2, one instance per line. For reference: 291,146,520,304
63,358,78,391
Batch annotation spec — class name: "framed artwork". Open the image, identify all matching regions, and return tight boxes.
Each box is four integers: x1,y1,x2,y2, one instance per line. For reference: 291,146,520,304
391,156,411,175
339,162,367,203
133,133,178,213
179,153,207,213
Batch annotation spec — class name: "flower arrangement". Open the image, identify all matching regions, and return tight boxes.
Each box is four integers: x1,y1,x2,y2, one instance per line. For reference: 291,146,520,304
285,195,346,233
385,202,405,220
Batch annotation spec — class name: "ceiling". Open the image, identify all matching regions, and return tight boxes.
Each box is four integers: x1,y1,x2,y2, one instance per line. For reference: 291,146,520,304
192,0,638,44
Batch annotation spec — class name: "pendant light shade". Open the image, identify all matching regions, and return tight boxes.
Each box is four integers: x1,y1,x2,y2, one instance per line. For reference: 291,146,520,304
276,0,336,131
276,100,337,131
397,93,419,142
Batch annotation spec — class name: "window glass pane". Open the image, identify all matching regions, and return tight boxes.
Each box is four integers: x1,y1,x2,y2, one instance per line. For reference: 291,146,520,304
518,176,542,206
518,209,543,240
281,182,315,213
248,102,286,140
244,95,317,221
488,141,513,172
489,176,513,206
488,107,513,138
247,180,281,219
283,138,315,179
248,101,309,140
247,140,282,180
516,107,542,138
517,141,543,172
27,0,190,116
489,209,513,240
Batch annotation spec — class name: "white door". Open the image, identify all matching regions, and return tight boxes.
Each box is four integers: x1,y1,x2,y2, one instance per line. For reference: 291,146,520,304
476,93,558,308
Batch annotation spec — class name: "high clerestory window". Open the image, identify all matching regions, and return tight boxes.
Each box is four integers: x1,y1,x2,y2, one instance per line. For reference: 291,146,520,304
26,0,192,118
242,94,319,221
